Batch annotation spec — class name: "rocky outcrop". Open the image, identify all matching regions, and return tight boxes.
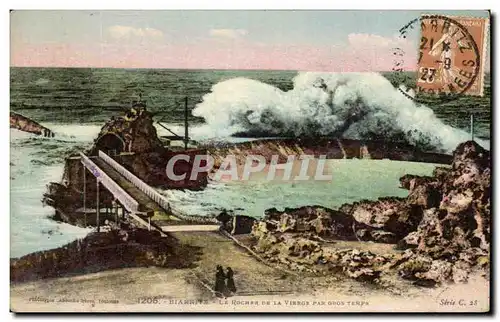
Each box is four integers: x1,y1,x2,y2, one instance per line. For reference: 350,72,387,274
249,141,490,287
10,111,54,137
10,227,201,283
205,138,453,170
340,197,423,239
258,206,401,243
251,219,392,281
249,206,401,281
392,142,491,286
401,141,490,254
263,206,358,239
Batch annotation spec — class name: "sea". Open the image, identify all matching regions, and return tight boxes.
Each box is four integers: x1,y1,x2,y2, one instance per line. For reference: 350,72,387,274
10,67,491,258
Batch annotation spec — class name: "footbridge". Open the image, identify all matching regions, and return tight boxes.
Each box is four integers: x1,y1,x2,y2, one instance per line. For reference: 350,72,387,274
79,150,218,233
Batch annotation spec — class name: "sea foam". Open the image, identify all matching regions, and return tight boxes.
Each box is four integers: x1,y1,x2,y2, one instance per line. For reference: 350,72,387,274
193,72,488,153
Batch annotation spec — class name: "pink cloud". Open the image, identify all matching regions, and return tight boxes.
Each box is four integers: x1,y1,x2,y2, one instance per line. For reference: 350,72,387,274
11,43,101,68
11,32,419,72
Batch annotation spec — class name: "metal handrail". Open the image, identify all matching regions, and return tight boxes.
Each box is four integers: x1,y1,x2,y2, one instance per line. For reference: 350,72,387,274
80,152,139,212
97,150,218,224
98,150,172,210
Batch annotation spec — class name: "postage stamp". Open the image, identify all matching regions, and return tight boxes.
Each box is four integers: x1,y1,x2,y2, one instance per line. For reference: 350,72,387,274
9,9,491,313
416,15,489,97
393,14,489,104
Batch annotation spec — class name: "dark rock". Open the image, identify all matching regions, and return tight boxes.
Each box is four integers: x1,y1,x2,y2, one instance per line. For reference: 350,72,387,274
216,211,257,235
10,111,54,137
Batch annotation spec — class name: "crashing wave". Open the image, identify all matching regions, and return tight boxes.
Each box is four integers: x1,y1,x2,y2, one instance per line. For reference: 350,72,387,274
193,72,488,153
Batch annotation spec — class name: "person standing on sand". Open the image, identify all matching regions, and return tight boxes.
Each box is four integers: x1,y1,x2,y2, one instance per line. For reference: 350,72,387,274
214,265,226,297
226,267,236,294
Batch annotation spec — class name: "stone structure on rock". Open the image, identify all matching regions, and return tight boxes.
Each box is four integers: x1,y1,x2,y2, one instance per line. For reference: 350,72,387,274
89,101,165,156
43,100,209,229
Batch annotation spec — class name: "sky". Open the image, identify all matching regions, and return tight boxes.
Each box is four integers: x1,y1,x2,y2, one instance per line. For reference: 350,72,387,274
10,10,490,71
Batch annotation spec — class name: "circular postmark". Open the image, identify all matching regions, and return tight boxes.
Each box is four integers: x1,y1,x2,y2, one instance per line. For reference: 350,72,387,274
393,14,481,104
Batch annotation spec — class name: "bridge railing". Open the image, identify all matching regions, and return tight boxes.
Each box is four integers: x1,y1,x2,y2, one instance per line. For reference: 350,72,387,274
98,150,173,211
80,152,140,213
98,150,217,224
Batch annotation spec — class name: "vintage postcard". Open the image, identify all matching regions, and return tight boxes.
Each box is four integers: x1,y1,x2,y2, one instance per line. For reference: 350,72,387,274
9,10,491,313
